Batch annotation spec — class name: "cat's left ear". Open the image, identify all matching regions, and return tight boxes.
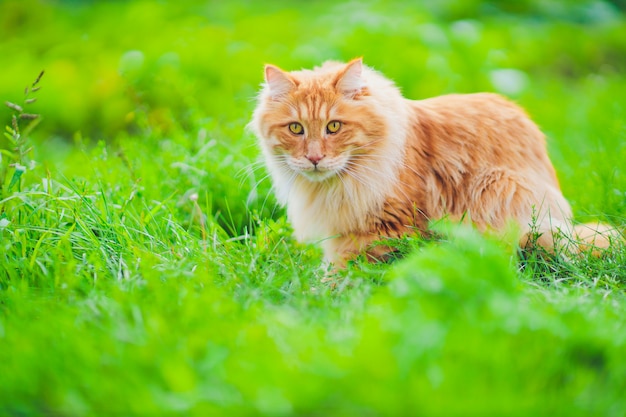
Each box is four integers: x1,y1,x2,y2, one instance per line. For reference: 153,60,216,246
265,64,296,97
335,58,365,97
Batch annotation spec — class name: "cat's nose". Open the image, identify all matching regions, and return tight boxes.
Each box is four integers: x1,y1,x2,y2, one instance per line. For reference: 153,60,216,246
306,154,324,165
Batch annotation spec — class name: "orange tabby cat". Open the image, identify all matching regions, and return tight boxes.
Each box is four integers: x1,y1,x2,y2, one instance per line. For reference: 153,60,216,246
251,58,614,266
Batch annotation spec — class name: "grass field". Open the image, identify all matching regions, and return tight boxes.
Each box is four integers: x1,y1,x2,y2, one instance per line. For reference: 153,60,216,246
1,0,626,415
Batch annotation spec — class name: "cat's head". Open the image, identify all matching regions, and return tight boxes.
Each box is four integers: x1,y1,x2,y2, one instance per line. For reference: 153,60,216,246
251,58,403,185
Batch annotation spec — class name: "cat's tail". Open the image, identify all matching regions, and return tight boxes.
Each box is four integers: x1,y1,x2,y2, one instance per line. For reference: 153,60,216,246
521,221,622,257
570,222,623,257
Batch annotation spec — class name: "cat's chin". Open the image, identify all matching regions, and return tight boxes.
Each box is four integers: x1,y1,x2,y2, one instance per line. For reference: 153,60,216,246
299,169,337,182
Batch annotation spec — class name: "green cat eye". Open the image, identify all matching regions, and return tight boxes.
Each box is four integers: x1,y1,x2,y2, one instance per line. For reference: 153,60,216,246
326,121,342,134
288,122,304,135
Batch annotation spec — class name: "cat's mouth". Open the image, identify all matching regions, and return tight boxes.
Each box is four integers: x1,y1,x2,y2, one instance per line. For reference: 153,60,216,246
286,156,343,182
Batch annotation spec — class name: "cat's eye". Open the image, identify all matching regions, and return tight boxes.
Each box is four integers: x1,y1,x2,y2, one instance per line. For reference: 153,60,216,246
288,122,304,135
326,121,342,134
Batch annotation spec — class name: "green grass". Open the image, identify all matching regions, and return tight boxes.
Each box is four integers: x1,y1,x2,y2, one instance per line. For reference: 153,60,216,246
1,0,626,415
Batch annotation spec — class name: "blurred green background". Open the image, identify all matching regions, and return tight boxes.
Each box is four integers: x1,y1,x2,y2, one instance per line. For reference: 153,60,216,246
2,0,626,137
2,1,626,415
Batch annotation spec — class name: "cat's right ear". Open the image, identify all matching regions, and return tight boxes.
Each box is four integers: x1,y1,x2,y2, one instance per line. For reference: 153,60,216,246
335,58,365,97
265,65,296,98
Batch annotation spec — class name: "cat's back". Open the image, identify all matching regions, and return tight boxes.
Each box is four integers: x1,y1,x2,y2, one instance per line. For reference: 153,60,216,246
407,92,554,177
415,92,520,113
411,92,539,141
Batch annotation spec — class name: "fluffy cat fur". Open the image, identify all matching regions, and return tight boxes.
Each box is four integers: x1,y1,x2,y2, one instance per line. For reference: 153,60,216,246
251,58,616,266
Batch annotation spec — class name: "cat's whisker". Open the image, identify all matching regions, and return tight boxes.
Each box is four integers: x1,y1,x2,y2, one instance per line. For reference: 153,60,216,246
349,152,429,184
398,162,427,182
347,138,386,153
257,182,280,215
347,153,399,166
236,162,269,189
252,172,273,189
236,159,265,174
340,168,368,188
344,160,418,207
284,171,299,199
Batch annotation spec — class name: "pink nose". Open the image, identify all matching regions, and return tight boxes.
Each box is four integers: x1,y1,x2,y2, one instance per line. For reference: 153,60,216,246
306,154,324,165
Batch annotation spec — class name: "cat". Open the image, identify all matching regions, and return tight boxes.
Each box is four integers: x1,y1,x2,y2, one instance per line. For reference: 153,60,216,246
251,58,616,267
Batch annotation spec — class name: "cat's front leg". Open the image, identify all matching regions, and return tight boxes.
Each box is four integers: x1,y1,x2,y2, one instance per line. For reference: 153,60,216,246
319,233,392,287
323,233,397,268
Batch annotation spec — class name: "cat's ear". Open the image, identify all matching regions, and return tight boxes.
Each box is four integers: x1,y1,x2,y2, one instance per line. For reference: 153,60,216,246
335,58,365,97
265,64,296,97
